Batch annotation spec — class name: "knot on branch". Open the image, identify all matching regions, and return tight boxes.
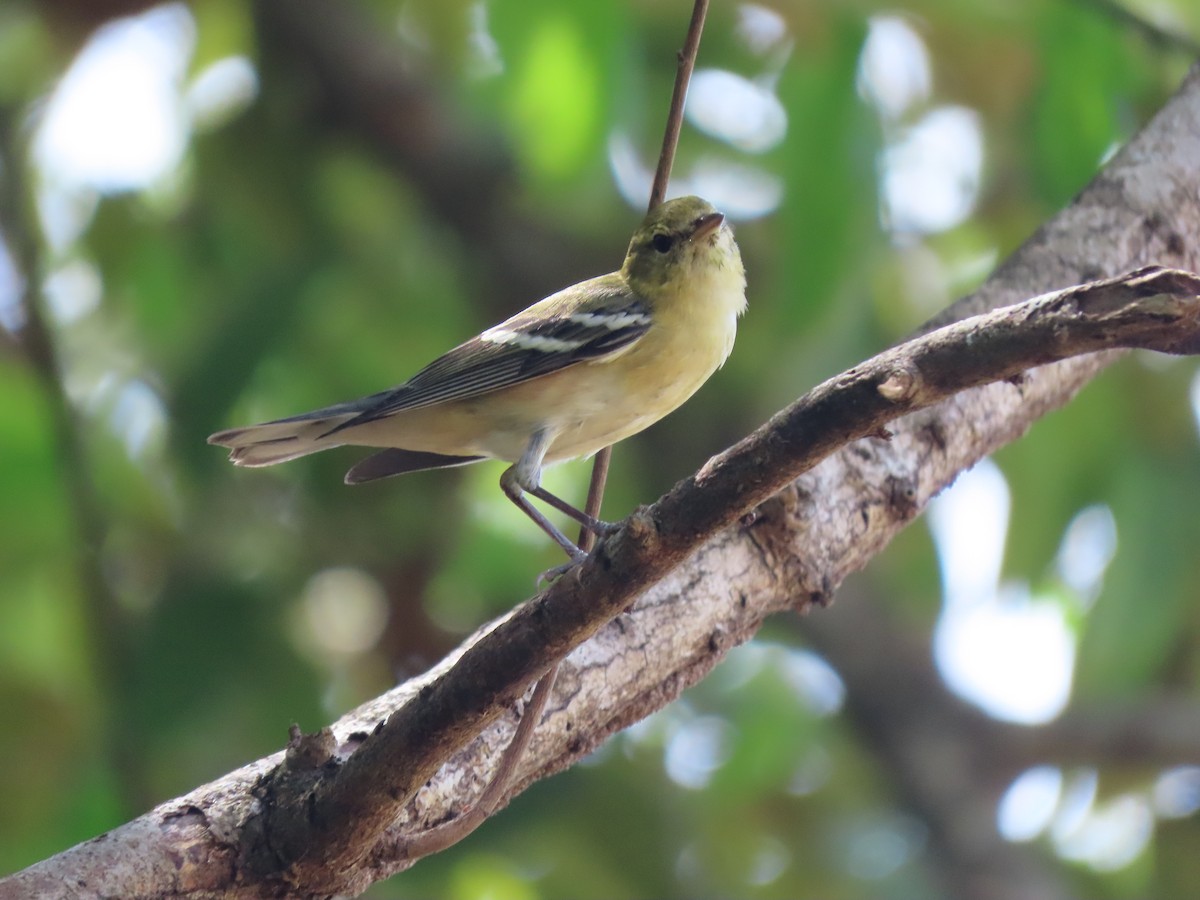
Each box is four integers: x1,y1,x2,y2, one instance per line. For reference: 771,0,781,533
877,362,922,404
622,506,660,553
285,724,337,772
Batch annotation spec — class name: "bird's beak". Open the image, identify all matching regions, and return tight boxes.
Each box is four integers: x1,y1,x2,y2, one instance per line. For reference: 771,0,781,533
691,211,725,241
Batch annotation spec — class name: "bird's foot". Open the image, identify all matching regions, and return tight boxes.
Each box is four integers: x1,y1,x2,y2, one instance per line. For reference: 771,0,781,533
586,518,620,537
536,547,589,587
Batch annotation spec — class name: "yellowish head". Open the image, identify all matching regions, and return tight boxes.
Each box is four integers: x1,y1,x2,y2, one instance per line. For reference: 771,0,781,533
622,196,740,297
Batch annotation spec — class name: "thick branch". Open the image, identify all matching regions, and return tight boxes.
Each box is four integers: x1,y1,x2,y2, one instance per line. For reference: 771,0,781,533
248,279,1200,888
7,60,1200,900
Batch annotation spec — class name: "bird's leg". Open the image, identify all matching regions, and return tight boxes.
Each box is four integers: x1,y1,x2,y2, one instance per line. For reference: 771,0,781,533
502,474,587,562
526,484,617,537
501,430,587,562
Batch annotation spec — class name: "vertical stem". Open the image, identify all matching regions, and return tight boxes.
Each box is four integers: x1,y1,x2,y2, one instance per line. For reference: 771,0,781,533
526,0,711,817
582,0,710,549
648,0,711,212
403,0,713,862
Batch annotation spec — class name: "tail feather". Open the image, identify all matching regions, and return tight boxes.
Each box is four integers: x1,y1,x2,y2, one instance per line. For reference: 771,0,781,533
345,448,484,484
208,413,356,467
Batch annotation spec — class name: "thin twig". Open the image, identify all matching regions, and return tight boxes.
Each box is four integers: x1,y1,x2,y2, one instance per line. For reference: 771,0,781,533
497,0,711,802
508,0,710,817
649,0,711,211
586,0,710,583
399,0,711,863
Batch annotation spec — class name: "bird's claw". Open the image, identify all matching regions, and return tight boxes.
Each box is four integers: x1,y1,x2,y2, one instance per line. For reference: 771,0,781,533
589,518,620,537
536,547,590,586
537,561,574,586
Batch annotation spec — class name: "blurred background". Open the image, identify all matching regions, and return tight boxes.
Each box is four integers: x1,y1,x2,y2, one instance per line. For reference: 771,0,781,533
1,0,1199,897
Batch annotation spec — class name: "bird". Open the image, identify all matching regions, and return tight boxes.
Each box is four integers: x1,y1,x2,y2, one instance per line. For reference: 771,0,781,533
209,195,746,564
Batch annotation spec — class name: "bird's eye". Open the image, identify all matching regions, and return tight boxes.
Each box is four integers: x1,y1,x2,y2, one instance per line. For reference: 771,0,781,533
651,233,675,254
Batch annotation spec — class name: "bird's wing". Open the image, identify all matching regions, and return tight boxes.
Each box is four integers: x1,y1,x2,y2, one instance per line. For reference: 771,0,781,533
325,276,650,433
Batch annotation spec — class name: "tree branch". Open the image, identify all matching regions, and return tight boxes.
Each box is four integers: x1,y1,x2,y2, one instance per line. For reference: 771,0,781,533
7,58,1200,900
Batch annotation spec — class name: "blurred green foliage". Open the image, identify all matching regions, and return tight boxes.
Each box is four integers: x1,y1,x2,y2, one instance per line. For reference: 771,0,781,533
1,0,1199,897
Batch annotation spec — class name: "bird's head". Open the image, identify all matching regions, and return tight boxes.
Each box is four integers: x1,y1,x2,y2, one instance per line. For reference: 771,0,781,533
622,196,740,297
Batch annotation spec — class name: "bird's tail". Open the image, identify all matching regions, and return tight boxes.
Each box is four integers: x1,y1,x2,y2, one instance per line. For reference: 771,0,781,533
207,410,357,467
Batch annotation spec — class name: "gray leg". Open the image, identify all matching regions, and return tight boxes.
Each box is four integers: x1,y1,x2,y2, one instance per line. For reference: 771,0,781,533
501,429,589,562
527,485,616,536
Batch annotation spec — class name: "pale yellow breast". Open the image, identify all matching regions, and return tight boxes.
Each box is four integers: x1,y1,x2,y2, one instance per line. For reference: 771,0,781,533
543,231,746,462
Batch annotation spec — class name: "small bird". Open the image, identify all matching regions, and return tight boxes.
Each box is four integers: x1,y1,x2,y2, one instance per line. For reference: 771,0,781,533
209,195,746,562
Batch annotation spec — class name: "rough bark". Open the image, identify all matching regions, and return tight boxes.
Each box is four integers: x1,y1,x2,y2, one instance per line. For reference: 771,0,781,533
4,56,1199,900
